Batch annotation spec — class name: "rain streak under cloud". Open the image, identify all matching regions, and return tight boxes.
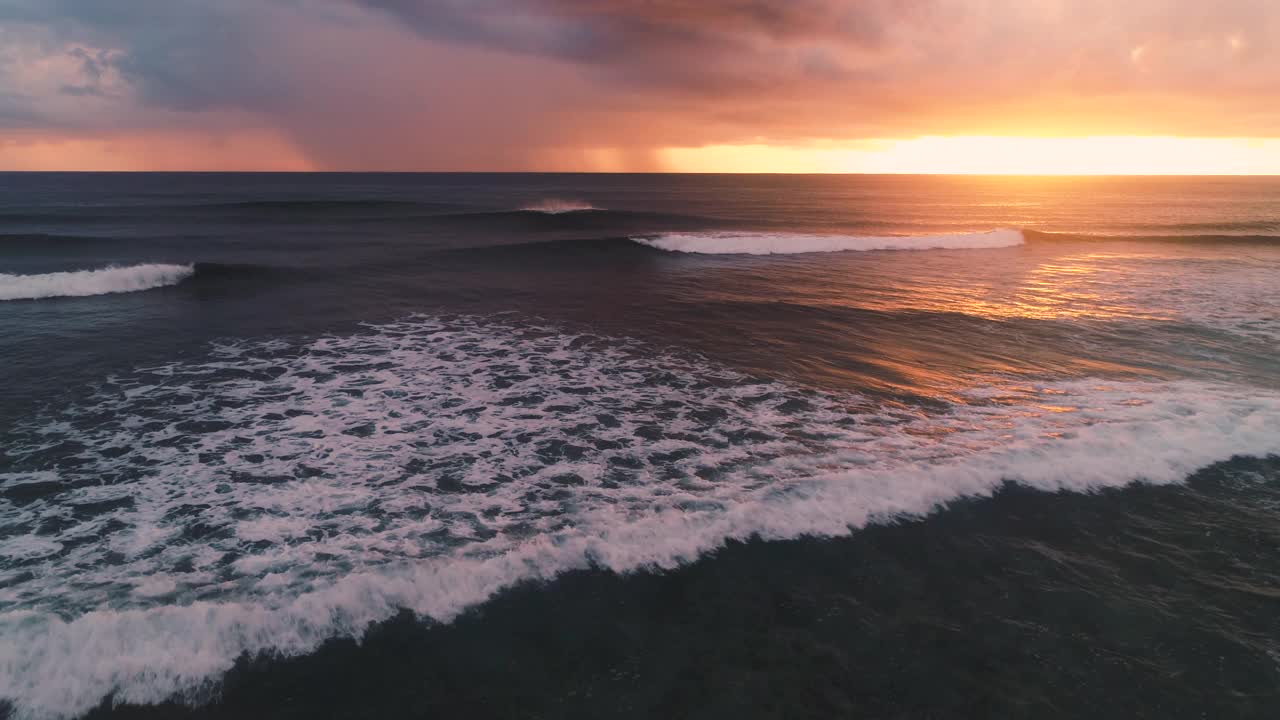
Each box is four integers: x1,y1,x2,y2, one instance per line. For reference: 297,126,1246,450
0,0,1278,170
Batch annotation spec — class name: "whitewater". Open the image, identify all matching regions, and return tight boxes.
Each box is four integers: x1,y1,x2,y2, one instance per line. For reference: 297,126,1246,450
4,173,1280,720
518,199,597,214
0,264,194,301
633,229,1025,254
2,315,1278,719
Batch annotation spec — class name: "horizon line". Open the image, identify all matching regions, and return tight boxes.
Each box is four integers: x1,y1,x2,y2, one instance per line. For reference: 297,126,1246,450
2,170,1279,178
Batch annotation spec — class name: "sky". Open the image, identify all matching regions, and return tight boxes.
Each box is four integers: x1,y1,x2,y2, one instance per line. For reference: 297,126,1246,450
1,0,1279,173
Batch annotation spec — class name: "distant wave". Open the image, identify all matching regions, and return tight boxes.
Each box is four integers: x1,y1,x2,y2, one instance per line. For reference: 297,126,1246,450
0,263,194,301
0,233,108,245
1023,229,1280,244
210,199,427,210
518,199,597,214
633,229,1025,255
1140,220,1280,234
175,199,473,217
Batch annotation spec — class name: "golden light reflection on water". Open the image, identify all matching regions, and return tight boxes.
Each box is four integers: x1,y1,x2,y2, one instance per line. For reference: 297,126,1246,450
759,251,1178,324
657,234,1276,396
977,253,1173,322
687,250,1172,396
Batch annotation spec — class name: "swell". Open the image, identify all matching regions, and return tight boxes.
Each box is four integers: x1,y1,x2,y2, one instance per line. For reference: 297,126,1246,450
207,199,435,211
0,203,715,231
0,233,115,247
202,200,611,215
1131,219,1280,234
1023,229,1280,244
428,207,715,229
444,229,1023,260
481,227,1280,250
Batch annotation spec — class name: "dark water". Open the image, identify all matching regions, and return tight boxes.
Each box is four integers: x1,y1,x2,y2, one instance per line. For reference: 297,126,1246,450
1,173,1278,719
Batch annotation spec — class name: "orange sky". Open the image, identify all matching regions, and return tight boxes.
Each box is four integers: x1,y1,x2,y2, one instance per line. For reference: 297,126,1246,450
1,1,1279,173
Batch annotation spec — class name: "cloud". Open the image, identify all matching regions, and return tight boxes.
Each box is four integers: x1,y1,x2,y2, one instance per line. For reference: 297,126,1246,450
0,0,649,168
355,0,930,95
0,1,299,121
354,0,1280,137
0,0,1278,169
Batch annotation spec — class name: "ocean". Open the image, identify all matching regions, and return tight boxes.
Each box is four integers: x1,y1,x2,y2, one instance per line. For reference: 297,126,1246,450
0,173,1278,719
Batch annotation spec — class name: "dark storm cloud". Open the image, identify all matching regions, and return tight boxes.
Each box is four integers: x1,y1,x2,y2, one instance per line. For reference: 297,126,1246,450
342,0,1280,140
358,0,911,56
354,0,930,92
0,0,292,120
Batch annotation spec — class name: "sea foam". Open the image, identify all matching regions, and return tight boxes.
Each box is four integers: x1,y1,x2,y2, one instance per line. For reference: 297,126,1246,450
1,315,1278,719
0,264,194,301
633,229,1024,255
518,199,597,214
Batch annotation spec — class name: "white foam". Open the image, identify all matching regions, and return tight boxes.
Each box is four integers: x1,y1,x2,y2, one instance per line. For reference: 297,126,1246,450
1,316,1278,719
633,229,1025,255
518,199,596,214
0,264,194,301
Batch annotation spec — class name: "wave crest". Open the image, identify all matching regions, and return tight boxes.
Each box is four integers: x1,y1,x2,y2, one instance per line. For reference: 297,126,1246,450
518,199,597,214
4,379,1278,719
2,314,1279,718
0,264,194,301
633,229,1024,255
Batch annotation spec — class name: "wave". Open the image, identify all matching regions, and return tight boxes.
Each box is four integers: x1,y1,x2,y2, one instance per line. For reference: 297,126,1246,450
0,263,194,301
1,315,1278,718
633,229,1025,255
1024,229,1280,245
203,199,451,213
518,199,597,214
418,208,717,239
446,208,703,224
1134,220,1280,234
0,233,111,246
220,199,418,208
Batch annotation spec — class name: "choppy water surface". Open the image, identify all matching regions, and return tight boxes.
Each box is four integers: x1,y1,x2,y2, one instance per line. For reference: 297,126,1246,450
1,174,1278,719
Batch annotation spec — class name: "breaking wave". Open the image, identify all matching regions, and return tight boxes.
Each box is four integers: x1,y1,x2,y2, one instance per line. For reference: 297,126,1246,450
633,229,1025,255
0,264,194,301
518,200,597,214
1,315,1278,718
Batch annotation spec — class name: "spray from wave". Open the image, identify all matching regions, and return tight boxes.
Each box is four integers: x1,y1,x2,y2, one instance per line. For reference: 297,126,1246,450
1,314,1278,718
0,264,194,301
519,199,597,214
633,229,1024,255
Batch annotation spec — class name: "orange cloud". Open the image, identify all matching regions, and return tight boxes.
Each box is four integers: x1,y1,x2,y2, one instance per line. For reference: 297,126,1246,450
0,130,313,171
1,1,1279,170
